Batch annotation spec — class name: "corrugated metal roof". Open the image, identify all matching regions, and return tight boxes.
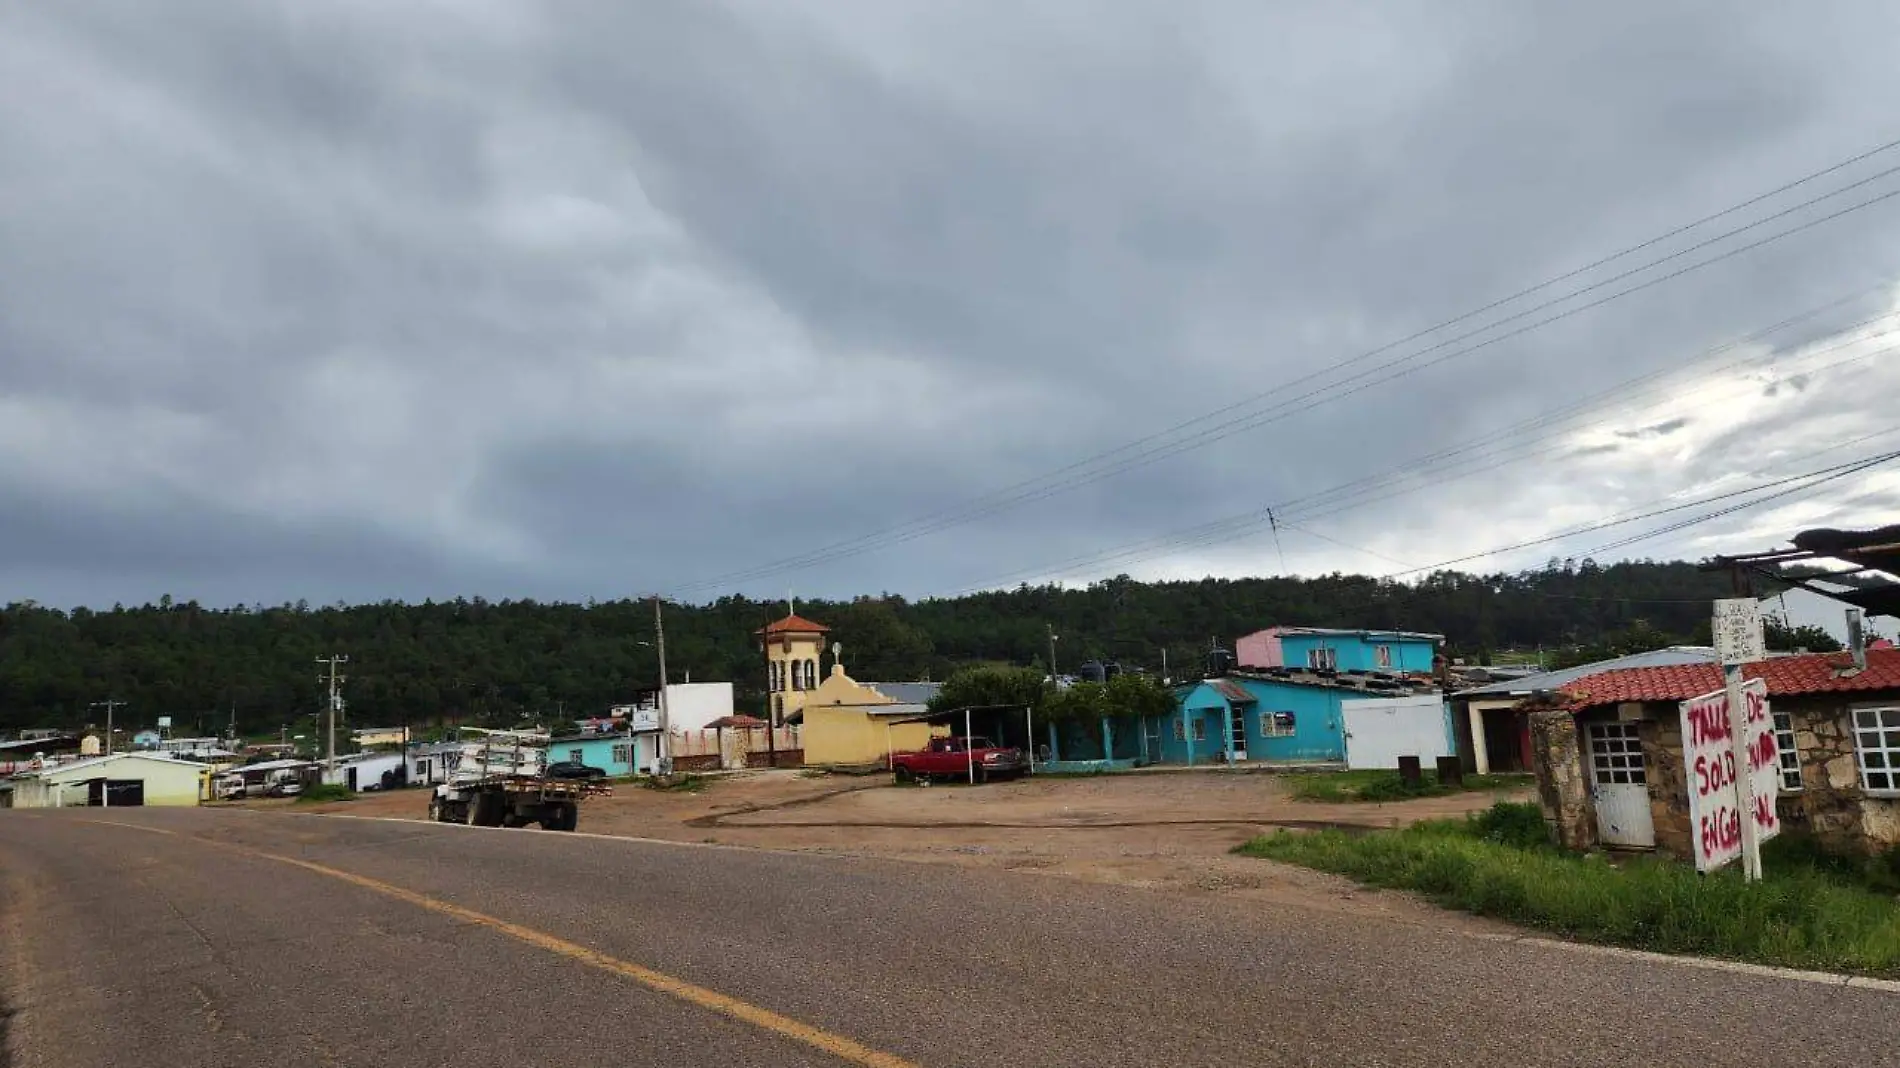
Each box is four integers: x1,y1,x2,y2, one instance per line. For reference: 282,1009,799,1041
1208,680,1257,704
1454,647,1719,697
864,681,943,706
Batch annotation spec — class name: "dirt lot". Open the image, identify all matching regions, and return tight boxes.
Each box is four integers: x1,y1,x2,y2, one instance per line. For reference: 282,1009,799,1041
301,769,1531,929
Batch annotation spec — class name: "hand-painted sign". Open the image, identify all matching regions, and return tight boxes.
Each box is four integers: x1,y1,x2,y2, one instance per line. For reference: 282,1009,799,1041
1680,678,1780,872
1712,598,1766,666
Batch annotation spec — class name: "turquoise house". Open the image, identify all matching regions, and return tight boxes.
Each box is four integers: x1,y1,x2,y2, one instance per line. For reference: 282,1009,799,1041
548,732,658,776
1168,673,1454,767
1169,677,1350,764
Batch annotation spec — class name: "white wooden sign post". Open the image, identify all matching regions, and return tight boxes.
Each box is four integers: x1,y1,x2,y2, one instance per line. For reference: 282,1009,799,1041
1698,598,1774,880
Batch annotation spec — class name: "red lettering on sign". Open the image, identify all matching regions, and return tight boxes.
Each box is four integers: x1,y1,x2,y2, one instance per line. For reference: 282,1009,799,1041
1688,702,1731,746
1748,730,1778,771
1746,690,1768,725
1754,794,1778,830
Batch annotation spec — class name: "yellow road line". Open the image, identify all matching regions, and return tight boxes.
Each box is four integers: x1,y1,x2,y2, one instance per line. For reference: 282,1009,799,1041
77,818,920,1067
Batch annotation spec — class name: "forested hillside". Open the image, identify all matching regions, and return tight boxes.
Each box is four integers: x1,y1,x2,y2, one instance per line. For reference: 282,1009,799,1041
0,558,1792,734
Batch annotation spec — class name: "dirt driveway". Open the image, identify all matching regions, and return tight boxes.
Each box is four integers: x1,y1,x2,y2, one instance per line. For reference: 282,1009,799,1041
303,769,1530,929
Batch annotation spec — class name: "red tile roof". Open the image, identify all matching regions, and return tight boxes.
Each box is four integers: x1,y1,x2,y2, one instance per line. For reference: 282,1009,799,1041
1561,647,1900,707
756,613,829,636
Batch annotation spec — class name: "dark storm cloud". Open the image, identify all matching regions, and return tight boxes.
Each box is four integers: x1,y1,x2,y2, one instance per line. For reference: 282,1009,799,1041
4,0,1900,610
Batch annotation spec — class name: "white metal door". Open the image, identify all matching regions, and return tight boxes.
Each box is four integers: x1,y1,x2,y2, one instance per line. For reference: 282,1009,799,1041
1341,695,1453,769
1229,709,1248,761
1587,722,1654,848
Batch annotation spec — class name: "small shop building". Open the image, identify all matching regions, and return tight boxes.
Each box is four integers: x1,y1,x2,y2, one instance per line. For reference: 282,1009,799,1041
1530,647,1900,857
5,752,211,808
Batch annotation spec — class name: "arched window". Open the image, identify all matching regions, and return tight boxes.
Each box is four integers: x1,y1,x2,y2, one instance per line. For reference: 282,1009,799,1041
770,661,781,692
791,660,803,691
805,659,816,689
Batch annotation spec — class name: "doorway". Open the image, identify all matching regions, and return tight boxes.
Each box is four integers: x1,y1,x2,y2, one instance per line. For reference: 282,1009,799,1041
87,779,144,806
1587,722,1654,848
1229,708,1248,761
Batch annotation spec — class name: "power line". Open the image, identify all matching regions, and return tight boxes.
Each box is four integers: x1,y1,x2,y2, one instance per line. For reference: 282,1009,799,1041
674,152,1900,594
966,426,1900,593
1381,446,1900,579
950,320,1900,593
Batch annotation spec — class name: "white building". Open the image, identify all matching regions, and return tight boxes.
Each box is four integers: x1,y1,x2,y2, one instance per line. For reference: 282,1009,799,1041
1759,582,1899,648
4,752,209,808
609,683,736,732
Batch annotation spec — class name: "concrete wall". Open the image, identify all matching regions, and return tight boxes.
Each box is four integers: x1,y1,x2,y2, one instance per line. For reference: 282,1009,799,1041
663,683,737,732
801,706,942,767
1235,629,1284,669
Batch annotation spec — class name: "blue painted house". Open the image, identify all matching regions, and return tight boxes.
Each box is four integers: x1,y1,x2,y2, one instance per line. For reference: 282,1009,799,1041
548,731,659,777
1235,626,1439,674
1170,672,1455,769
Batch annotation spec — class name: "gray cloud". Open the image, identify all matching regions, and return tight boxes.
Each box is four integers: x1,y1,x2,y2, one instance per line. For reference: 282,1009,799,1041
4,0,1900,610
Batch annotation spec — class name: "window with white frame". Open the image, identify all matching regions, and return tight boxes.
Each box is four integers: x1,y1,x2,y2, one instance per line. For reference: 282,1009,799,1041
1306,647,1337,671
568,749,584,763
1172,718,1185,741
1260,711,1296,737
1772,711,1801,792
1374,645,1393,669
612,743,631,765
1853,706,1900,792
1192,719,1207,742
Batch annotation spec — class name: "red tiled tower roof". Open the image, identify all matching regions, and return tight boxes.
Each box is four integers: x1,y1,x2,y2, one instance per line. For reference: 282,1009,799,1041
755,613,830,636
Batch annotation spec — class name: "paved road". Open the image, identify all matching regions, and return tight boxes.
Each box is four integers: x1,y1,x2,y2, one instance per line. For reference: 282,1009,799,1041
0,808,1892,1067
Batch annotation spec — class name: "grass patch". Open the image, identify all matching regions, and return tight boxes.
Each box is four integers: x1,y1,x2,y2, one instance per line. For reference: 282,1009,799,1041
1287,770,1531,803
1238,801,1900,975
296,783,354,803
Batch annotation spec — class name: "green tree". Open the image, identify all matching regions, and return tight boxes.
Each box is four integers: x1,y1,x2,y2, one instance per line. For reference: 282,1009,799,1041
926,664,1048,715
1765,621,1844,653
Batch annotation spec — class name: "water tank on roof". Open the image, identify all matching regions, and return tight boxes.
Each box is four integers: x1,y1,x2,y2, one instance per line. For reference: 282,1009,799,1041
1078,660,1107,684
1206,649,1235,676
1102,661,1123,681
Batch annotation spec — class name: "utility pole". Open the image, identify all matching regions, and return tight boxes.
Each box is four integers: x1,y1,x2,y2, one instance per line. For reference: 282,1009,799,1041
89,699,126,757
653,596,672,776
316,655,348,770
1047,625,1060,684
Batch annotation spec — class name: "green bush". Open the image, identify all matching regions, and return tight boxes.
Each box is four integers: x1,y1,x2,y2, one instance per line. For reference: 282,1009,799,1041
297,783,353,803
1236,817,1900,976
1467,801,1549,849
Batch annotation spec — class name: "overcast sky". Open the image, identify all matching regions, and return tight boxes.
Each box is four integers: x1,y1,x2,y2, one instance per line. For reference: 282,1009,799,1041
5,1,1900,610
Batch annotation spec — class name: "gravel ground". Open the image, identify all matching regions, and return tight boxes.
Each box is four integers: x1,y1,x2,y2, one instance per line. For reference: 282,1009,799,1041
297,768,1530,926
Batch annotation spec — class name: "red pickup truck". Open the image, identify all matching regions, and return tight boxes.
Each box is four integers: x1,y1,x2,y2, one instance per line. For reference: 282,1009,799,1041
891,736,1028,784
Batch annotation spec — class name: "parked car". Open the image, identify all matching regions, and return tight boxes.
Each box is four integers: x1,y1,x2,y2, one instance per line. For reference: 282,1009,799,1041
890,736,1027,784
547,760,607,781
213,775,247,801
266,779,303,798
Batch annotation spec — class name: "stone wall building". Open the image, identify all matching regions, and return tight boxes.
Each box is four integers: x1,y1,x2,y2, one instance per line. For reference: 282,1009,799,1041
1528,648,1900,858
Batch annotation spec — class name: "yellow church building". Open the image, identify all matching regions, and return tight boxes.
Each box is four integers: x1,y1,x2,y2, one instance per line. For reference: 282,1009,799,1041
758,611,944,768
